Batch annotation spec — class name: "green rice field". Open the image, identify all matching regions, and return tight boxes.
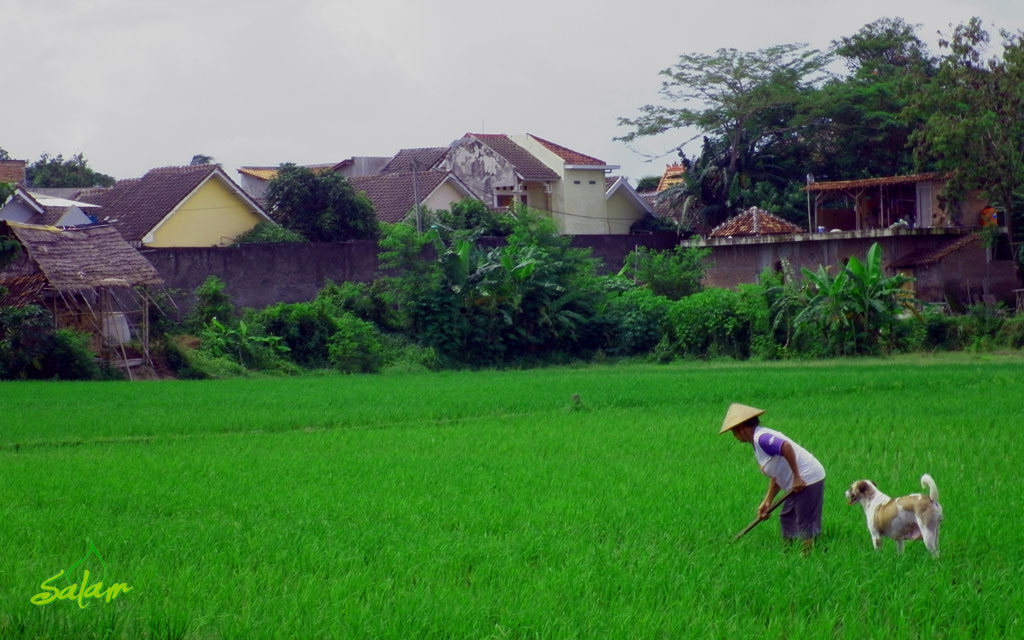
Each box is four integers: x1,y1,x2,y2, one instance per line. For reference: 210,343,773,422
2,353,1023,639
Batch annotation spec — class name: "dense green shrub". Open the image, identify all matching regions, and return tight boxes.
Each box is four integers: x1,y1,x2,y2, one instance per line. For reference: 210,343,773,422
620,245,710,300
248,302,338,368
45,329,103,380
377,333,442,373
996,314,1024,348
604,287,672,356
0,306,104,380
664,288,751,359
199,317,292,370
327,313,384,373
315,280,396,329
233,221,305,245
187,276,234,330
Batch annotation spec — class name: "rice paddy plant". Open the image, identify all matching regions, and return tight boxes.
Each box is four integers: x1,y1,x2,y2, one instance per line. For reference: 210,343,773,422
1,353,1022,638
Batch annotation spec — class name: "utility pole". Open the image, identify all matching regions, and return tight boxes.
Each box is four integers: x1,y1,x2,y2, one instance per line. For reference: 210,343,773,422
412,160,422,233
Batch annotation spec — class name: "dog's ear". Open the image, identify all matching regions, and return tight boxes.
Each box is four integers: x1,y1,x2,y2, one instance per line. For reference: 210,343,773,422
857,480,871,494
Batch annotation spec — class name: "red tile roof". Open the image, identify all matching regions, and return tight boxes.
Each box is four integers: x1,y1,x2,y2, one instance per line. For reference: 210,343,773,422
347,171,452,223
528,134,606,166
79,165,263,243
466,134,560,181
710,207,804,237
380,148,448,173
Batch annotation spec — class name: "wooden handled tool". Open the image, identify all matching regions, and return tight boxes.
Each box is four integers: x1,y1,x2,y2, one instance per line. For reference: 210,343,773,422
733,491,792,542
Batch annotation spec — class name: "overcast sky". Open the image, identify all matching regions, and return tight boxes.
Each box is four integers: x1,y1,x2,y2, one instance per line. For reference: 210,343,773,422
4,0,1023,186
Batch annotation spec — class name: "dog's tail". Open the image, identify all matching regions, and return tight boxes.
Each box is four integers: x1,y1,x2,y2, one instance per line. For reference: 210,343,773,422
921,474,939,501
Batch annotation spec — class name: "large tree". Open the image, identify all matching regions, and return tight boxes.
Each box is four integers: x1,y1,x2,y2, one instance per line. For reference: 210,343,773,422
616,44,832,231
616,44,832,175
26,153,115,188
908,18,1024,249
808,18,935,179
264,163,378,242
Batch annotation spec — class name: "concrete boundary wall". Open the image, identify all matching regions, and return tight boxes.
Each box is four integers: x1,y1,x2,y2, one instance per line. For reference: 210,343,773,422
142,229,1018,316
143,233,680,315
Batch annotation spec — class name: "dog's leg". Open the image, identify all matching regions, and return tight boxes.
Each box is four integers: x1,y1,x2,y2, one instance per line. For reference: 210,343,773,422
921,516,941,558
872,535,882,551
896,539,904,554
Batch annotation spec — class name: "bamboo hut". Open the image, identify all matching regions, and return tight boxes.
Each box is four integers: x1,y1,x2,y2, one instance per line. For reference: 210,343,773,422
0,221,165,378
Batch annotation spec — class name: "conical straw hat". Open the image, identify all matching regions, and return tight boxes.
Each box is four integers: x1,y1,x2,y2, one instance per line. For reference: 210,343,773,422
719,403,765,434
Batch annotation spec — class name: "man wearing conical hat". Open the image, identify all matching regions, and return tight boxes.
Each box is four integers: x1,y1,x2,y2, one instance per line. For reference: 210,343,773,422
721,403,826,549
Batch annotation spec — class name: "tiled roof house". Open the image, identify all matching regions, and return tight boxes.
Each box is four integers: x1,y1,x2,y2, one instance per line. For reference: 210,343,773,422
348,171,476,224
80,165,271,247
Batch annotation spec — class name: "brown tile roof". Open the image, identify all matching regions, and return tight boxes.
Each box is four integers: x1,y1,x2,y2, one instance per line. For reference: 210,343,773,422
78,165,264,243
466,134,560,181
1,221,163,293
805,172,950,193
380,148,448,173
888,234,980,269
0,160,27,185
348,171,452,223
710,207,804,237
528,134,606,166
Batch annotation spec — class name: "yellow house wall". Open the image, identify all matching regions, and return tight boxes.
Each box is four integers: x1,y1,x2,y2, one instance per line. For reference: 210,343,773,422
147,177,264,247
510,134,610,234
605,190,646,234
423,182,469,212
558,168,611,234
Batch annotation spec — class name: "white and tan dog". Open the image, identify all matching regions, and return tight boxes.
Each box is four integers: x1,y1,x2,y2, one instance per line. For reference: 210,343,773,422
845,474,943,557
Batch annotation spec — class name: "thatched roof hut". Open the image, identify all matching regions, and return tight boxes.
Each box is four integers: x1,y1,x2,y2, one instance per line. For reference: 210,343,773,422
0,221,165,376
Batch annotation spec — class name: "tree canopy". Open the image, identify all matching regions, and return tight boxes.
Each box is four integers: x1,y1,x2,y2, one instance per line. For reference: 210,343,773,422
909,18,1024,248
617,16,1024,253
26,153,115,188
264,163,378,242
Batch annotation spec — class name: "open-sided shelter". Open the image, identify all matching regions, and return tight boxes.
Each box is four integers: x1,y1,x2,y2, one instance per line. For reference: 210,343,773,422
0,220,165,376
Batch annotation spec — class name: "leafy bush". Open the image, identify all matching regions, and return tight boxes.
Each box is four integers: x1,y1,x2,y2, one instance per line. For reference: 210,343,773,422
327,313,385,373
418,198,514,237
199,317,291,370
377,333,442,373
315,280,396,329
604,287,672,356
620,246,710,300
187,276,234,330
233,221,305,245
0,306,104,380
996,314,1024,349
46,329,103,380
248,302,338,368
664,288,751,359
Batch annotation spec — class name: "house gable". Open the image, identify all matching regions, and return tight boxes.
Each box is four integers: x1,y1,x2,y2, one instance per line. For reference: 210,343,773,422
82,165,270,247
605,177,654,233
145,171,271,247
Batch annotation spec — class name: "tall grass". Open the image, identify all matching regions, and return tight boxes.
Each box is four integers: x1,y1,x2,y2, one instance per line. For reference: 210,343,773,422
1,354,1022,638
